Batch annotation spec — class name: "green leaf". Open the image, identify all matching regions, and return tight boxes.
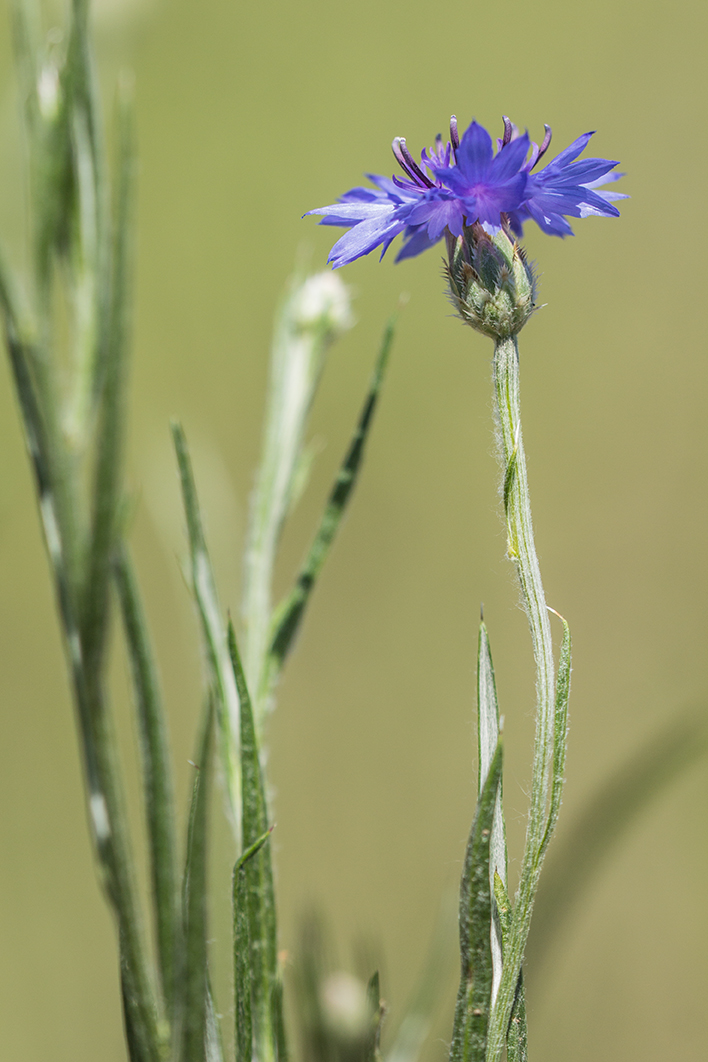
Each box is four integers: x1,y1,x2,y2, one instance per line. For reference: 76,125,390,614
241,270,353,707
172,421,241,828
476,621,507,1024
266,316,395,687
528,707,708,974
205,979,225,1062
492,874,527,1062
228,621,284,1062
449,740,503,1062
233,828,274,1062
114,547,179,1019
366,971,384,1062
179,699,215,1062
540,612,572,855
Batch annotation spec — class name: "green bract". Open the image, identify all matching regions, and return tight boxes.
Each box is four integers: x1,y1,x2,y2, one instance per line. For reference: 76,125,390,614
446,226,536,339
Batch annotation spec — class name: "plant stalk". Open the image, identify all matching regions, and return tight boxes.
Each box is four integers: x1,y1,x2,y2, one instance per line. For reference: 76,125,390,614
485,335,556,1061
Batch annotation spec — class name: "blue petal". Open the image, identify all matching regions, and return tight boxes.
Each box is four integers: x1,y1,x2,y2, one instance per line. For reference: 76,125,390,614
540,131,594,173
434,165,474,197
307,201,397,221
526,199,575,236
407,196,464,240
327,212,409,268
456,121,494,180
395,227,442,261
490,133,530,181
543,158,619,186
463,172,527,225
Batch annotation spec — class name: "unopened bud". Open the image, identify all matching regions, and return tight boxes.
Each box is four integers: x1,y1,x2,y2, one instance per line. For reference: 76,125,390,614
37,62,61,122
446,224,536,339
290,272,354,336
319,971,370,1041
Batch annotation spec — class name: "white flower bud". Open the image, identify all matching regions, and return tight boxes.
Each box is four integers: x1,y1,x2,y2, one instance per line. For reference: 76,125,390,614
290,272,354,335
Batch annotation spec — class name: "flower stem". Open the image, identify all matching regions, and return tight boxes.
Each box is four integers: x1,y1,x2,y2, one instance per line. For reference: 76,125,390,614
485,336,557,1062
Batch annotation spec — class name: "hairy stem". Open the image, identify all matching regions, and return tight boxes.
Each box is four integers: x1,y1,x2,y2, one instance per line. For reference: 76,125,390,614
485,336,556,1062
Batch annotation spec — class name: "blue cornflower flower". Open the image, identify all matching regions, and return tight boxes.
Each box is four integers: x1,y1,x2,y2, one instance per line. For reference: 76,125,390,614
307,115,625,267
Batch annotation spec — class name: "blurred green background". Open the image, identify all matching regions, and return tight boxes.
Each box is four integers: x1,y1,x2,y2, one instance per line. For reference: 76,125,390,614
0,0,706,1059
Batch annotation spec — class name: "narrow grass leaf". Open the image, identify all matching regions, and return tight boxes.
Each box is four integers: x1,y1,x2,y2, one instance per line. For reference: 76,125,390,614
114,546,179,1018
228,620,283,1062
241,271,353,705
366,971,384,1062
528,707,708,973
449,741,503,1062
541,613,571,854
492,874,527,1062
205,980,225,1062
172,421,241,830
179,699,215,1062
267,316,395,685
233,828,274,1062
77,44,135,678
476,620,507,1006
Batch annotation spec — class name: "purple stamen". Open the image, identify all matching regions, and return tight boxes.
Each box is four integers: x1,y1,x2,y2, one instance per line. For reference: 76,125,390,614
501,115,513,146
391,138,416,182
449,115,459,150
533,124,552,167
392,137,434,188
526,142,540,170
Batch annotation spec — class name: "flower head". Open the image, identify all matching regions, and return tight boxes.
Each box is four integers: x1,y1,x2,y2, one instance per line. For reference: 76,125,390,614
307,115,625,268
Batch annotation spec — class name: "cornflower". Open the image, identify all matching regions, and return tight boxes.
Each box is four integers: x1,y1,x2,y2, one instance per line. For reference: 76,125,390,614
307,114,625,267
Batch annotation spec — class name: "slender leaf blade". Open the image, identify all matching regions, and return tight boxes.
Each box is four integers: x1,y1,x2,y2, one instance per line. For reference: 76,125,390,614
541,613,571,854
492,874,528,1062
114,546,179,1018
179,700,215,1062
366,971,384,1062
477,620,507,1007
205,980,225,1062
529,707,708,973
267,316,395,684
172,421,241,829
241,271,353,704
449,741,503,1062
228,621,283,1062
233,828,274,1062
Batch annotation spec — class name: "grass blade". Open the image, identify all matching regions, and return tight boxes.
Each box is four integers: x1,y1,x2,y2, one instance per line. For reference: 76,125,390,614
205,980,225,1062
528,707,708,974
179,698,215,1062
172,421,241,830
267,316,395,691
366,971,384,1062
114,546,179,1019
540,611,571,856
228,621,283,1062
476,620,507,1006
241,272,353,705
492,874,528,1062
449,740,503,1062
81,78,134,677
233,828,275,1062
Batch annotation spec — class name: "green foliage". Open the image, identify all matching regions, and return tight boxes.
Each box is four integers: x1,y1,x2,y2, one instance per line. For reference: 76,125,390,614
180,702,216,1062
450,743,503,1062
267,315,395,686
